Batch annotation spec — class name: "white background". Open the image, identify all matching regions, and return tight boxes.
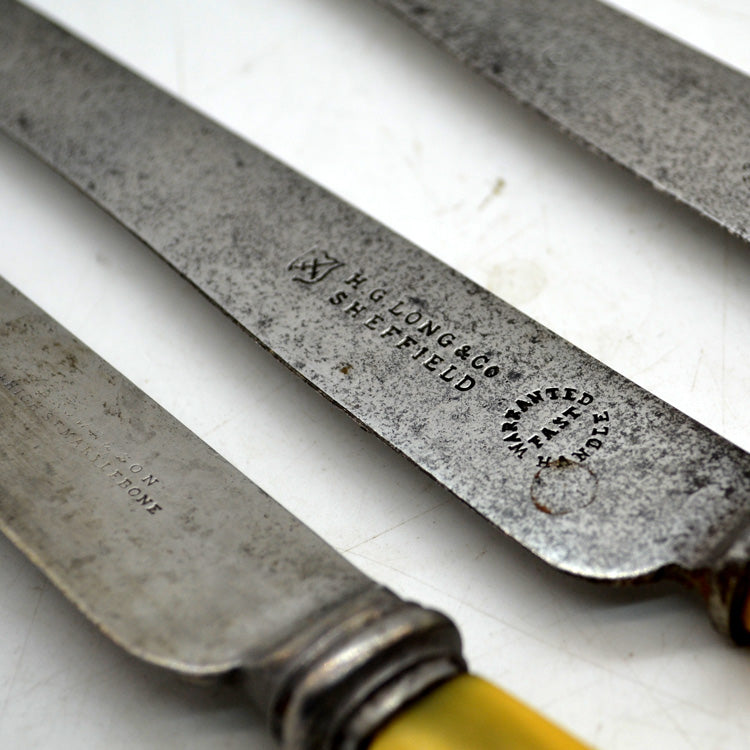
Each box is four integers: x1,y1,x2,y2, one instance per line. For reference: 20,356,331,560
1,1,750,748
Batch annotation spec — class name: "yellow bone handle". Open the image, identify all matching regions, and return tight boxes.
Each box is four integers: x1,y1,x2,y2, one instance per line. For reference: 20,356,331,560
369,674,594,750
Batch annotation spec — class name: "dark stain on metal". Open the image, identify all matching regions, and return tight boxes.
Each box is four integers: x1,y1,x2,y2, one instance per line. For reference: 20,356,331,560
531,459,598,516
3,0,750,641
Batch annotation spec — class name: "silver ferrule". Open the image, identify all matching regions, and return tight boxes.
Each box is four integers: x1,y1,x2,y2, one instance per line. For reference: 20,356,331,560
242,587,465,750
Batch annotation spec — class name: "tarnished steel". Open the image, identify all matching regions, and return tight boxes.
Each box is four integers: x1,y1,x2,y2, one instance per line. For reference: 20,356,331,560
0,279,369,677
1,1,750,638
374,0,750,245
0,276,464,749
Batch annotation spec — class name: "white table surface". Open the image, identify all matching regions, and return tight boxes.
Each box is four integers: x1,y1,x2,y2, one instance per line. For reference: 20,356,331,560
1,1,750,748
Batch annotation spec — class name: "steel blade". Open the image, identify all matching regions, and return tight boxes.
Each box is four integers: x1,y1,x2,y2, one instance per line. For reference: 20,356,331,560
374,0,750,245
0,273,467,749
0,273,373,675
1,0,750,633
2,3,750,748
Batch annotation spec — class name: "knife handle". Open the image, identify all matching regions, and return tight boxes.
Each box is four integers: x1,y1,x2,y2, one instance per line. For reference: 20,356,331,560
368,673,593,750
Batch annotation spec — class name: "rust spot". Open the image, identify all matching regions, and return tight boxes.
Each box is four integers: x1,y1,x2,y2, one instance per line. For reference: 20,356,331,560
339,363,352,375
530,459,598,516
550,456,573,469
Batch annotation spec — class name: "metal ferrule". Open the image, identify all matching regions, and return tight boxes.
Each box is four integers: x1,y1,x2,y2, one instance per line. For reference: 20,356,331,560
242,587,465,750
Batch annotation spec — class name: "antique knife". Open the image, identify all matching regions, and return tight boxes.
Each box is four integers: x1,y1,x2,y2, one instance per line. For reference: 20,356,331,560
0,274,593,749
2,0,750,643
375,0,750,247
2,2,750,748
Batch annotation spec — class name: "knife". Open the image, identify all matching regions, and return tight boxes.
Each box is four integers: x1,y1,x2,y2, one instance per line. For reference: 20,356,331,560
374,0,750,247
3,0,750,630
0,2,742,748
0,273,594,750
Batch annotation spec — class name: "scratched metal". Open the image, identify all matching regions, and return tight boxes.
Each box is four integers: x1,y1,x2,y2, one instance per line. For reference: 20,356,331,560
1,3,750,615
0,275,374,676
374,0,750,244
0,275,466,748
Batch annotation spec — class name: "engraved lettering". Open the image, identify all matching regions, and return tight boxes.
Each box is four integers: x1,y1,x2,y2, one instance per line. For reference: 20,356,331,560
364,314,384,330
440,365,458,382
471,354,490,369
454,345,471,360
455,375,475,392
500,386,612,462
344,272,368,289
423,354,444,371
508,443,527,459
396,336,418,350
417,320,441,337
0,374,167,515
344,300,367,317
283,255,504,396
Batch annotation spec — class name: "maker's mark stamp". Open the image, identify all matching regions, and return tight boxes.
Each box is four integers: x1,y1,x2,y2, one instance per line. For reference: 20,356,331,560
501,386,613,467
288,248,345,284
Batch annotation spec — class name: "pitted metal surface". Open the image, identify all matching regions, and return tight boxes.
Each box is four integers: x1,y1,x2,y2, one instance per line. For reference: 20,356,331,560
0,276,373,675
1,0,750,625
374,0,750,245
0,276,467,747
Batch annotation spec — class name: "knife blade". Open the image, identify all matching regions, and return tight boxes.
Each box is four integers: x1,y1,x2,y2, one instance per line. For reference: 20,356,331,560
0,272,597,750
374,0,750,247
3,0,750,624
0,1,742,750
